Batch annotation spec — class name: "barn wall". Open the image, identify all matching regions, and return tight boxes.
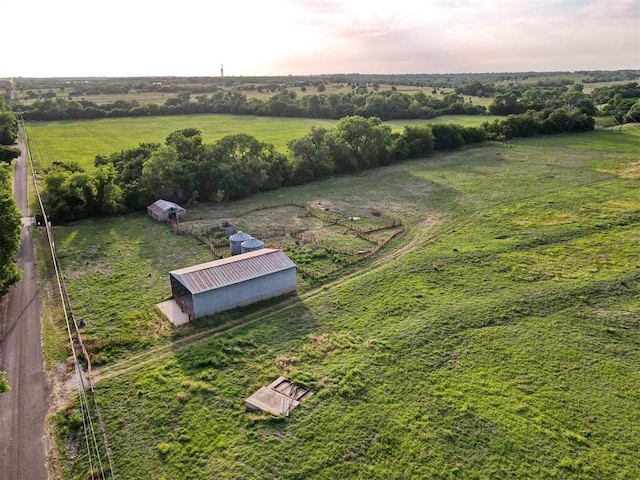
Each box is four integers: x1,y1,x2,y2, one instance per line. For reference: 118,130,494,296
148,208,168,221
192,268,296,318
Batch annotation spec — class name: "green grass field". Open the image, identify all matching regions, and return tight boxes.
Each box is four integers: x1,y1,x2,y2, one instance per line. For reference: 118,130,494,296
43,124,640,479
25,114,504,172
24,115,335,170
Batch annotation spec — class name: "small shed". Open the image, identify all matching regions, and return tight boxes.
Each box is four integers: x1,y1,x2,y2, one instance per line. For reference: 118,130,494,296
169,249,296,320
147,199,186,222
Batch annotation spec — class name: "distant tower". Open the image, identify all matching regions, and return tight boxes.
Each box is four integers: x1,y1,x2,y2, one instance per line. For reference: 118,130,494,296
221,64,224,78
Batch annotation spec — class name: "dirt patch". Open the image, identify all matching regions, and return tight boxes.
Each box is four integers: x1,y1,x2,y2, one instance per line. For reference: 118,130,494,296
237,205,310,232
309,198,393,219
49,361,90,415
619,162,640,179
49,363,73,411
309,199,332,210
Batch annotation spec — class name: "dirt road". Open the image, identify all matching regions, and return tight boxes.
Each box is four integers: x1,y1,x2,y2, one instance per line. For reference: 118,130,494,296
0,132,50,480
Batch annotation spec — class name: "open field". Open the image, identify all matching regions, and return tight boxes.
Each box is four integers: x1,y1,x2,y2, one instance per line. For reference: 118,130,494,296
43,124,640,479
25,114,504,171
24,115,336,170
17,91,174,105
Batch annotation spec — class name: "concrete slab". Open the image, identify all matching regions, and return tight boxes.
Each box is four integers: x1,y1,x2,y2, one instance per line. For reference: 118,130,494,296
157,299,190,326
246,387,300,416
245,376,312,416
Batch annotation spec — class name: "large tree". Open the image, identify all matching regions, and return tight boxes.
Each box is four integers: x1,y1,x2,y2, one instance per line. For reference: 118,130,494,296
140,145,189,203
0,146,20,165
402,125,435,158
288,127,333,183
0,111,19,145
209,134,291,200
0,167,22,296
328,116,393,172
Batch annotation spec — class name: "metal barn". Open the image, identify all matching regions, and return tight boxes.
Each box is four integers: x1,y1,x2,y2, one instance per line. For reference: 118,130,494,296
147,199,186,222
169,249,297,319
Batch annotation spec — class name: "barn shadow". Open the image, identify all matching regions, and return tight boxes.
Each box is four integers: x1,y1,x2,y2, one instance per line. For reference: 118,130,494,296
168,290,318,396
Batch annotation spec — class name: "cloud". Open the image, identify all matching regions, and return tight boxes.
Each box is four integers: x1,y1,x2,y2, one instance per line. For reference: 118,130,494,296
282,0,639,73
2,0,638,76
579,0,640,19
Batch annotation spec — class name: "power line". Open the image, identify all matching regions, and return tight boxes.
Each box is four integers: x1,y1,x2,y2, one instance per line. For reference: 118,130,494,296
19,118,115,480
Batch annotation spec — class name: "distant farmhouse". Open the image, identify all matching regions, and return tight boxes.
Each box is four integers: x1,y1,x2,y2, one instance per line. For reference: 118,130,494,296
168,249,297,320
147,199,186,222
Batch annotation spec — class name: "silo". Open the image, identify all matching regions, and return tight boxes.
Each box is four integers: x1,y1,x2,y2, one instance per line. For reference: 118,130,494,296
229,231,252,255
241,237,264,254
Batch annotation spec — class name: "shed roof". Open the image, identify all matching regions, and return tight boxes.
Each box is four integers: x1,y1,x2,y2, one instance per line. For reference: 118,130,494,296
148,199,186,215
170,249,295,294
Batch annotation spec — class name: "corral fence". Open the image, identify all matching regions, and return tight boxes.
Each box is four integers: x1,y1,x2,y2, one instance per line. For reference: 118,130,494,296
166,201,405,274
196,235,229,258
301,204,402,235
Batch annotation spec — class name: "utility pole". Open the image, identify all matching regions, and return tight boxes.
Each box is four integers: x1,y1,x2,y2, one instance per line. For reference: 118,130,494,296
221,64,224,78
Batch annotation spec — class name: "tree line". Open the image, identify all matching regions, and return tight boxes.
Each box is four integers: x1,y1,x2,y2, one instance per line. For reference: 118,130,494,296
0,96,20,165
13,70,637,99
41,112,594,223
17,81,631,126
591,82,640,123
16,88,485,121
486,82,640,124
0,96,23,300
0,97,21,395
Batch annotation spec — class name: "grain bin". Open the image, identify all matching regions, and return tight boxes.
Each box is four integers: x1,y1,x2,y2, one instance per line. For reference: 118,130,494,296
229,231,252,255
241,237,264,254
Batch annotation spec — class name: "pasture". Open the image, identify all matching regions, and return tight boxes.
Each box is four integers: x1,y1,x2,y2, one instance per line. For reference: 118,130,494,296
43,124,640,479
24,114,503,171
25,115,336,170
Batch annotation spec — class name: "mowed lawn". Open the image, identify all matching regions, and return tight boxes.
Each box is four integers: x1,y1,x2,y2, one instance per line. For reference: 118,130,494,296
25,114,503,171
48,126,640,479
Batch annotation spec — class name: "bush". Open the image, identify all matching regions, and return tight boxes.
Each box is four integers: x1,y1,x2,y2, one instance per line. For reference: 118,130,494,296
431,124,466,150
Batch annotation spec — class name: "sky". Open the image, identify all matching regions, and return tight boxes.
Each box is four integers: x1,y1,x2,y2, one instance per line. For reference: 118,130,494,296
3,0,639,77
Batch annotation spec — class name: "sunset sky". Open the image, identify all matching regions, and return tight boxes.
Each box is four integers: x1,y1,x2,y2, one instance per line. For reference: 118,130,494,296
3,0,639,77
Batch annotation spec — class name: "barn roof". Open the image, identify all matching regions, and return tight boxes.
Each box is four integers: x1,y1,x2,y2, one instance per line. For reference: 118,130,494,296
170,249,296,294
147,199,186,215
